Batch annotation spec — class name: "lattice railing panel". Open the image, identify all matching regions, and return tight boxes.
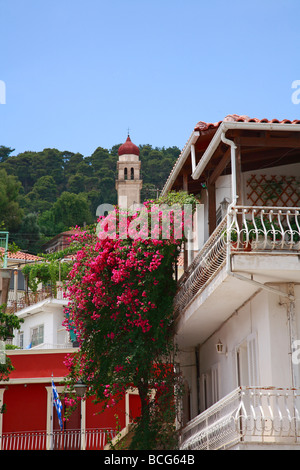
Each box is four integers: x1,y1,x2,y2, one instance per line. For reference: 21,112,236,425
247,174,300,207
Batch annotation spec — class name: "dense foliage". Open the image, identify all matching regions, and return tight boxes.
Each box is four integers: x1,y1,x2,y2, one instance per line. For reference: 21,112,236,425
0,144,180,253
62,196,196,449
0,305,24,413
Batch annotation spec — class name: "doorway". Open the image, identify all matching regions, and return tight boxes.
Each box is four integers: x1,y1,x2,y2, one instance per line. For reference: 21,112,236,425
52,396,81,450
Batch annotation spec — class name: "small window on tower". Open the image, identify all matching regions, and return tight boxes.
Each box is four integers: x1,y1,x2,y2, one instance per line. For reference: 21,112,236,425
124,168,128,180
131,168,134,179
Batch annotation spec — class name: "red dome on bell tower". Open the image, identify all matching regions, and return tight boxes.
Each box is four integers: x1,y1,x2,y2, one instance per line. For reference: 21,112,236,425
118,135,140,157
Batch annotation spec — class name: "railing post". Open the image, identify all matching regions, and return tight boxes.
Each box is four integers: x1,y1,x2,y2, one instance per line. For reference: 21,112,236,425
81,429,86,450
205,416,209,450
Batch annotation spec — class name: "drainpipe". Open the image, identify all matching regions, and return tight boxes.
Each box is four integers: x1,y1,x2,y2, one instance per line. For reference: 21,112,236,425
195,346,200,414
220,132,237,206
14,269,18,307
283,284,299,389
191,144,196,174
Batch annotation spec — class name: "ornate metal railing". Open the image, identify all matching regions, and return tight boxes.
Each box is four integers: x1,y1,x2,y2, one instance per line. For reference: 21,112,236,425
180,387,300,450
0,428,117,451
174,206,300,315
6,288,52,314
174,216,227,314
227,206,300,251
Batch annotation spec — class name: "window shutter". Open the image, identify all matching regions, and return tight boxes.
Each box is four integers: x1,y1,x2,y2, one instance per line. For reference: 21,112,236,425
211,364,220,404
247,333,259,386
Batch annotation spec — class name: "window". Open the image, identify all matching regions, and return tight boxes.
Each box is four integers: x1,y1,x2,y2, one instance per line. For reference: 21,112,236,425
124,168,128,180
9,270,25,291
211,363,220,404
19,332,24,349
200,373,209,411
236,333,259,387
200,363,220,411
216,198,230,226
31,325,44,347
131,167,134,179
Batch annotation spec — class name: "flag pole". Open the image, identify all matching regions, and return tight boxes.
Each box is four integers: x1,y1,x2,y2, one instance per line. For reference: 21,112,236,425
50,373,54,450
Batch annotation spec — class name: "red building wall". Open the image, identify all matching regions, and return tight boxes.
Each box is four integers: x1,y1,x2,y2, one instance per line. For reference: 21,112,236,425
7,350,69,380
1,350,141,440
3,383,47,433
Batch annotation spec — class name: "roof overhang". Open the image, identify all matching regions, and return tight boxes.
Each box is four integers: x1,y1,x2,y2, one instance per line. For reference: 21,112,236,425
192,121,300,181
161,130,200,196
16,297,68,318
162,121,300,196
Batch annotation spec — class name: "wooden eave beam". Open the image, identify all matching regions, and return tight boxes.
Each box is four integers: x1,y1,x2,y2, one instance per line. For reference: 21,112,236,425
226,128,300,148
238,136,300,148
208,147,231,184
241,148,300,172
208,180,216,234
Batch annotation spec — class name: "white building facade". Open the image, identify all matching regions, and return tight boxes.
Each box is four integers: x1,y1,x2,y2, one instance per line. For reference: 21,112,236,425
13,297,73,350
162,114,300,449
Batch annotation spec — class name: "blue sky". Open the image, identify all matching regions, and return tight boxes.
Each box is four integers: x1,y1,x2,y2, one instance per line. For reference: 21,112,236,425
1,0,300,156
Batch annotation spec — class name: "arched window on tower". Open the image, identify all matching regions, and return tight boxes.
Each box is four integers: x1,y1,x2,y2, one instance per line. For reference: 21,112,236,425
131,168,134,180
124,168,128,180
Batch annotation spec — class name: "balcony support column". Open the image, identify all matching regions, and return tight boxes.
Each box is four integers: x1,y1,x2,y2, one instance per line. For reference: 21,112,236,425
234,138,243,205
208,181,216,235
283,284,299,390
234,139,244,247
0,269,12,308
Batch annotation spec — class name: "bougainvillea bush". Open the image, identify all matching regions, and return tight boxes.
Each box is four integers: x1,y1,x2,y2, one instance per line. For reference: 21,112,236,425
63,194,197,449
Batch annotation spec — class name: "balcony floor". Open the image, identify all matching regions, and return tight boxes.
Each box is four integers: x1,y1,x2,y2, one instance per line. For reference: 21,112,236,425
175,252,300,349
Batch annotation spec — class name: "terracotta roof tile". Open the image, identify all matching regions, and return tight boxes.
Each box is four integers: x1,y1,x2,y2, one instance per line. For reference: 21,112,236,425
193,114,300,132
0,247,41,261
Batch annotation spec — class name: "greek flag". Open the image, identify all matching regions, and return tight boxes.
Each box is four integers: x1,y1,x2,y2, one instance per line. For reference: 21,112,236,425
52,379,63,431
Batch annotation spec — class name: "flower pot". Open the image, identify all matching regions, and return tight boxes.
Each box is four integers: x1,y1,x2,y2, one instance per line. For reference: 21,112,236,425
231,241,252,252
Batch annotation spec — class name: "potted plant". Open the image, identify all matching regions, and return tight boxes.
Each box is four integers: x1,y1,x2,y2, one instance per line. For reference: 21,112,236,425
250,216,282,250
223,220,253,251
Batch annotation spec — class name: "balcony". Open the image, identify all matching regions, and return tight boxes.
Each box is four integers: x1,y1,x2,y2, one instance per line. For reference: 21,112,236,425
6,282,67,315
180,387,300,450
6,287,53,314
174,206,300,347
0,428,117,450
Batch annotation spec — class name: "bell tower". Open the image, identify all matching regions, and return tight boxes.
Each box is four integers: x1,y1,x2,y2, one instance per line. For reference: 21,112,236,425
116,134,142,209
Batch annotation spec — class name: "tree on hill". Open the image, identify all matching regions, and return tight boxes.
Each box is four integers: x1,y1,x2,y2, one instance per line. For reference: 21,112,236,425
0,168,23,232
25,175,58,213
38,191,93,238
0,146,15,163
11,213,41,255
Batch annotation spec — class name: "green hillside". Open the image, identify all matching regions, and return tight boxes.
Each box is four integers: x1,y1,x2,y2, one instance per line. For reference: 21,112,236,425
0,144,180,253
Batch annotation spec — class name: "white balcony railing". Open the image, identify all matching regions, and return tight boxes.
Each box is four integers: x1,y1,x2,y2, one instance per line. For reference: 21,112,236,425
174,216,227,315
227,206,300,251
6,288,52,314
174,206,300,314
180,387,300,450
29,342,72,350
0,428,117,451
6,283,68,314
